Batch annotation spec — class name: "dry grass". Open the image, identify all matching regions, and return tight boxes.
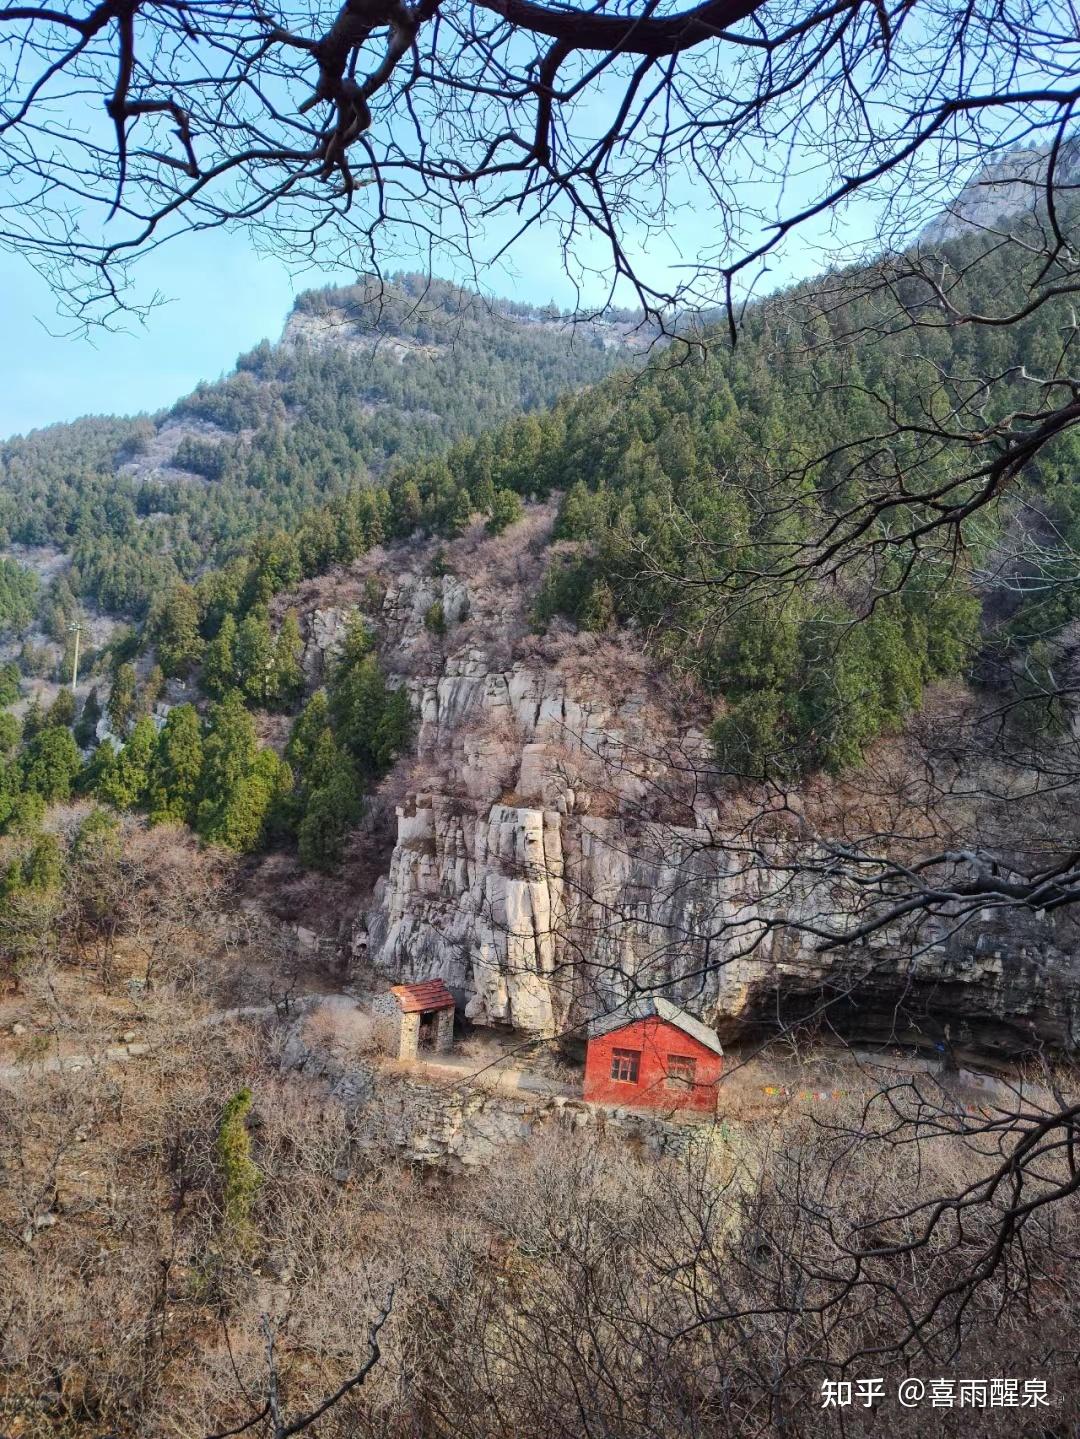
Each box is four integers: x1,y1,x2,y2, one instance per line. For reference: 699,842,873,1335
3,945,1080,1439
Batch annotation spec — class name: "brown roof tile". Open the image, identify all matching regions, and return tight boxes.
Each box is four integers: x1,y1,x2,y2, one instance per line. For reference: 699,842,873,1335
390,980,456,1014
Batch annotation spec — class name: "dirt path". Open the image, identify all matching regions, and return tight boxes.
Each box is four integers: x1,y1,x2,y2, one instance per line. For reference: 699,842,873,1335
0,991,357,1084
3,996,1069,1124
412,1048,576,1099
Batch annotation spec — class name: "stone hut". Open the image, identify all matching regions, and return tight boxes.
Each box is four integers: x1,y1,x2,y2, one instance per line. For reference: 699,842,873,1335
371,980,456,1061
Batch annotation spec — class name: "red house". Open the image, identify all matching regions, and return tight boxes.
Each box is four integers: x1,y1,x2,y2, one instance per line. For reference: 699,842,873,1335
583,997,724,1112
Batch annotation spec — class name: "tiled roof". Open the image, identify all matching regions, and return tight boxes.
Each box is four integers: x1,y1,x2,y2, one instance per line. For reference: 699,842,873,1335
389,980,456,1014
587,996,723,1055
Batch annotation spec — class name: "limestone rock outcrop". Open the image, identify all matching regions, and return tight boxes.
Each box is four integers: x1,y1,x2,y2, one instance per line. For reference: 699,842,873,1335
365,787,1080,1056
301,605,359,682
316,520,1080,1059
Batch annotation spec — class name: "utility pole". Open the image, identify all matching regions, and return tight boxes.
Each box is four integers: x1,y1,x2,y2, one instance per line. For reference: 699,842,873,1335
69,619,82,694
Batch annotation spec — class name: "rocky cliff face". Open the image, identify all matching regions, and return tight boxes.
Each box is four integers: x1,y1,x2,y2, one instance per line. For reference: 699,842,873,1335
280,306,447,364
295,510,1080,1060
364,790,1080,1058
922,139,1080,243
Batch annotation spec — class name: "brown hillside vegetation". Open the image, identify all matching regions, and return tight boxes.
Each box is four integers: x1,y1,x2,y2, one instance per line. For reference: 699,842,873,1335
1,819,1079,1437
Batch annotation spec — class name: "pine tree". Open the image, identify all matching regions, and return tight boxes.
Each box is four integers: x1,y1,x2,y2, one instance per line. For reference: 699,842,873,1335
21,695,44,742
198,690,257,807
107,663,138,737
281,691,326,833
200,754,290,852
196,562,245,638
390,479,423,536
0,712,20,756
215,1087,261,1249
486,487,523,534
445,488,473,537
202,612,238,698
330,650,388,775
23,832,63,892
285,690,331,775
0,825,61,964
95,715,157,810
151,583,204,677
297,746,361,871
47,687,76,728
270,611,304,708
79,737,118,797
252,747,293,845
236,611,273,704
326,620,412,780
6,790,45,836
245,530,301,606
147,703,204,824
711,690,790,781
301,722,340,791
373,683,412,771
0,759,19,830
297,506,340,576
196,690,290,850
0,662,20,706
20,725,83,801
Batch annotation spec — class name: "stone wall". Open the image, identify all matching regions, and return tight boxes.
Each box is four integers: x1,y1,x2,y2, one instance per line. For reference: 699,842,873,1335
368,991,407,1058
435,1006,454,1053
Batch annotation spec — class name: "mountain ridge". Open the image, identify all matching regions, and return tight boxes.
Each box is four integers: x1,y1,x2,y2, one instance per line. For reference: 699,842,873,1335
0,273,646,616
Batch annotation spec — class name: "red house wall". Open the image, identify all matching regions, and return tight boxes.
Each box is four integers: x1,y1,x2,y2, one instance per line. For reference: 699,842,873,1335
583,1016,723,1112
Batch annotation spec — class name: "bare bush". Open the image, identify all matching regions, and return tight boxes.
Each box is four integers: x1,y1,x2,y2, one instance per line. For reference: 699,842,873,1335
3,1003,1078,1438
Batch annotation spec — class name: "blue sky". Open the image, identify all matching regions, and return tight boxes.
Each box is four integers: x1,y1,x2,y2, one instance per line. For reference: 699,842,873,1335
4,234,340,440
0,48,917,444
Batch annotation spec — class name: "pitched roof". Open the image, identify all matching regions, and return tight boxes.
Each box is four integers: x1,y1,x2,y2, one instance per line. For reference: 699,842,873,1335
389,980,456,1014
587,996,723,1055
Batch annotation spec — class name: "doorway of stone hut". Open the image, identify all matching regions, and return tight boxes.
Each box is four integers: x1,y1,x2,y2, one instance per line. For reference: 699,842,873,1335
418,1011,438,1051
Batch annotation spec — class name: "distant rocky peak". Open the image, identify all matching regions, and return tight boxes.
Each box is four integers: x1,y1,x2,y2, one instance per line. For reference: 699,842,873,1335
921,137,1080,244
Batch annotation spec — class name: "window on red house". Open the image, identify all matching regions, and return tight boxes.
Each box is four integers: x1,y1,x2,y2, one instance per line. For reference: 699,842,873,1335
666,1054,697,1088
610,1048,640,1083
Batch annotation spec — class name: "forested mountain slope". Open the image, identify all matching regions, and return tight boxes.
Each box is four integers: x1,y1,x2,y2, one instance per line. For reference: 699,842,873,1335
0,179,1073,1081
0,196,1041,932
0,274,647,616
0,204,1078,951
358,209,1080,778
